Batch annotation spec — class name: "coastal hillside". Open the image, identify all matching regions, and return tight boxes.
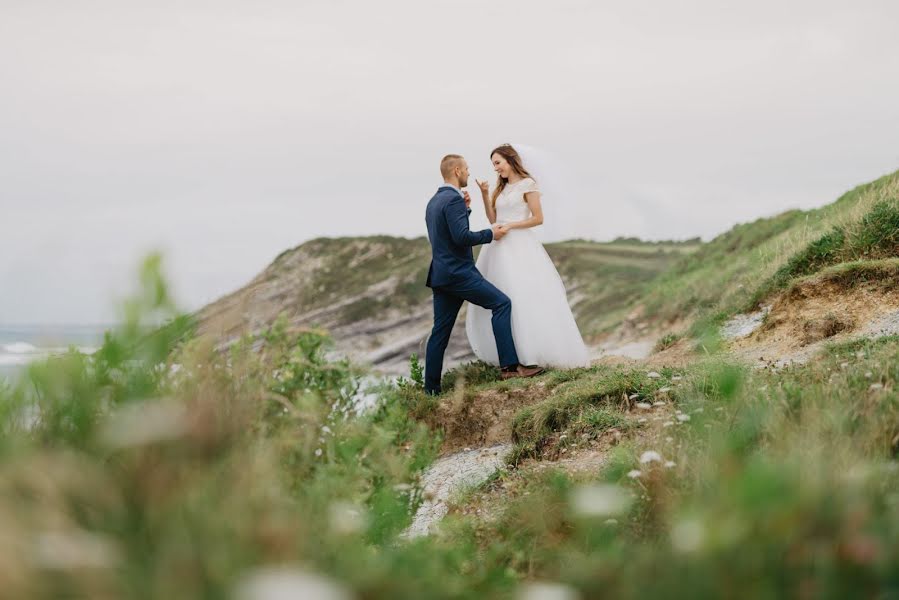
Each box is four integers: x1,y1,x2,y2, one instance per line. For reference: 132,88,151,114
3,168,898,598
195,236,698,372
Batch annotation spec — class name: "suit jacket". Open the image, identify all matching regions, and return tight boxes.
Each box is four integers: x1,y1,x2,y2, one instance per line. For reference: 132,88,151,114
425,186,494,288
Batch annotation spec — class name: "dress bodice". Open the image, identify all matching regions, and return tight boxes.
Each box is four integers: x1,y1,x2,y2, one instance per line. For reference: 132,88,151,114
495,178,539,224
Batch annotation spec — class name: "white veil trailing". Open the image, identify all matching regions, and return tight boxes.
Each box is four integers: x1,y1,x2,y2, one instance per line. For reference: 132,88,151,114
508,142,571,243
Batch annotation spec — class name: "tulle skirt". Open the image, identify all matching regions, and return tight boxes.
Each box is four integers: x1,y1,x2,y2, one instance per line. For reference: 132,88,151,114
465,228,590,368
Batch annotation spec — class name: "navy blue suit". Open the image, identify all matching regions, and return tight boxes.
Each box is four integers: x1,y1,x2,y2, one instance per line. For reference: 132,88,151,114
423,185,520,394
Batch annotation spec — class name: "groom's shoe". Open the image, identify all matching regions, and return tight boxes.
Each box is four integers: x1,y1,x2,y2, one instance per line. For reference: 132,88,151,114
500,364,545,380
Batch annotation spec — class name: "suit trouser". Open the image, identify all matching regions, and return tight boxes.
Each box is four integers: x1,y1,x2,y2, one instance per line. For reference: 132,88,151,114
424,276,519,394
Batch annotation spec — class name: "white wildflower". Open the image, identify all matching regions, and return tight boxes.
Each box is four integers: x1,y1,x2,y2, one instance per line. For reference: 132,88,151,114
329,501,367,535
570,484,632,518
517,581,581,600
627,470,642,479
32,531,120,569
671,517,705,554
639,451,663,464
664,461,676,468
234,567,352,600
677,414,691,422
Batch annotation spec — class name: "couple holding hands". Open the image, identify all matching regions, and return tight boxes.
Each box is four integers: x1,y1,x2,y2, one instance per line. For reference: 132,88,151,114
423,144,589,395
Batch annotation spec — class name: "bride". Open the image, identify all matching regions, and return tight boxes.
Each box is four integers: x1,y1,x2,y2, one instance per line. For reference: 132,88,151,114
465,144,591,369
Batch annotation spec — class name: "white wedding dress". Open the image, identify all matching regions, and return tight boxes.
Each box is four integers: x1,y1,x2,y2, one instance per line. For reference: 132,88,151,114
466,178,591,368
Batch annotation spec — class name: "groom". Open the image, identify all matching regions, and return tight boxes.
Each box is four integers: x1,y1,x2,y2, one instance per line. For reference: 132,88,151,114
423,154,543,395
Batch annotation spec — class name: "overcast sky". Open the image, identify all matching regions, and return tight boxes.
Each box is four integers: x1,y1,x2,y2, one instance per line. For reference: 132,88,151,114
2,0,899,325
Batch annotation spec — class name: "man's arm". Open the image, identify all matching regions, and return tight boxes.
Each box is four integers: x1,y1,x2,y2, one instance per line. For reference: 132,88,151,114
445,195,493,247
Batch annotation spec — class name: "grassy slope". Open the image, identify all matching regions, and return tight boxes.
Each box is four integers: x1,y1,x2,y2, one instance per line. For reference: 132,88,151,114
639,169,899,332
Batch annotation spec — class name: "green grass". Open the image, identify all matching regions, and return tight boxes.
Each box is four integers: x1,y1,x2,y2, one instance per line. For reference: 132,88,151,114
508,367,674,462
654,332,682,352
639,169,899,327
432,341,899,597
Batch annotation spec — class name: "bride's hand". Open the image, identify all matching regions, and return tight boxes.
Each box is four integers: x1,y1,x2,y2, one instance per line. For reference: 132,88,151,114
475,179,490,196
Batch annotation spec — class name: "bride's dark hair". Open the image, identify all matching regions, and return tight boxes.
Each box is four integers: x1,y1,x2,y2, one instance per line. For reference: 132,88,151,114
490,144,535,208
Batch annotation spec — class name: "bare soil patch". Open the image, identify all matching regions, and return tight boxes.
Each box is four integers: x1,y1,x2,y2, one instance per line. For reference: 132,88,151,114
433,381,554,455
732,274,899,365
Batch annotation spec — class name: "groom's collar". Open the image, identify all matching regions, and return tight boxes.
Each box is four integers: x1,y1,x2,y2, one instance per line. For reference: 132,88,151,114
439,183,463,199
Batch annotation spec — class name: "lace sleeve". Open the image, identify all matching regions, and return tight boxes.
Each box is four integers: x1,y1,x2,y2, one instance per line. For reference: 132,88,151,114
522,178,540,195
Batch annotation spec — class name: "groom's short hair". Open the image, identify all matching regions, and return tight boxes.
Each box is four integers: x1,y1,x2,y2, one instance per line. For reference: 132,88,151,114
440,154,464,179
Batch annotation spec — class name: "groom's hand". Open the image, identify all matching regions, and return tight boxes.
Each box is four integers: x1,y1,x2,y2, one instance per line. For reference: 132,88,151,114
491,224,507,240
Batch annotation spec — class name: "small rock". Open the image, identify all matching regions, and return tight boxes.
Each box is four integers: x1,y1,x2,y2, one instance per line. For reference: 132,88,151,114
636,402,652,410
671,376,683,381
657,387,672,394
647,371,662,379
627,470,642,479
653,401,667,407
628,393,640,400
676,414,691,422
870,383,884,391
865,372,873,378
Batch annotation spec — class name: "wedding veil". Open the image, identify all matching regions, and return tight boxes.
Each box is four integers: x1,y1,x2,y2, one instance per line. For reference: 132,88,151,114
508,143,570,242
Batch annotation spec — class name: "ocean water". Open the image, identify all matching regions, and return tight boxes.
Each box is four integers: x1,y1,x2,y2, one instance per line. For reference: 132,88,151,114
0,324,108,383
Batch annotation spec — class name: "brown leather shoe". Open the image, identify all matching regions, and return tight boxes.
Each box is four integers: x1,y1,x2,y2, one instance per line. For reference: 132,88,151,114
500,364,545,380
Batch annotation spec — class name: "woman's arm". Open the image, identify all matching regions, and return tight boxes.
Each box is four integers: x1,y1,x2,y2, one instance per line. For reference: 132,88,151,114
503,191,544,230
476,179,497,224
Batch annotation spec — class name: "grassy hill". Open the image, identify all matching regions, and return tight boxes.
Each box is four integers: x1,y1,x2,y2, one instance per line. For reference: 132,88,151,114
638,170,899,335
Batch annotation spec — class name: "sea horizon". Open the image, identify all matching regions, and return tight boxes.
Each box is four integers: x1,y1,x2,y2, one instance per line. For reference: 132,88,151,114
0,323,110,382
